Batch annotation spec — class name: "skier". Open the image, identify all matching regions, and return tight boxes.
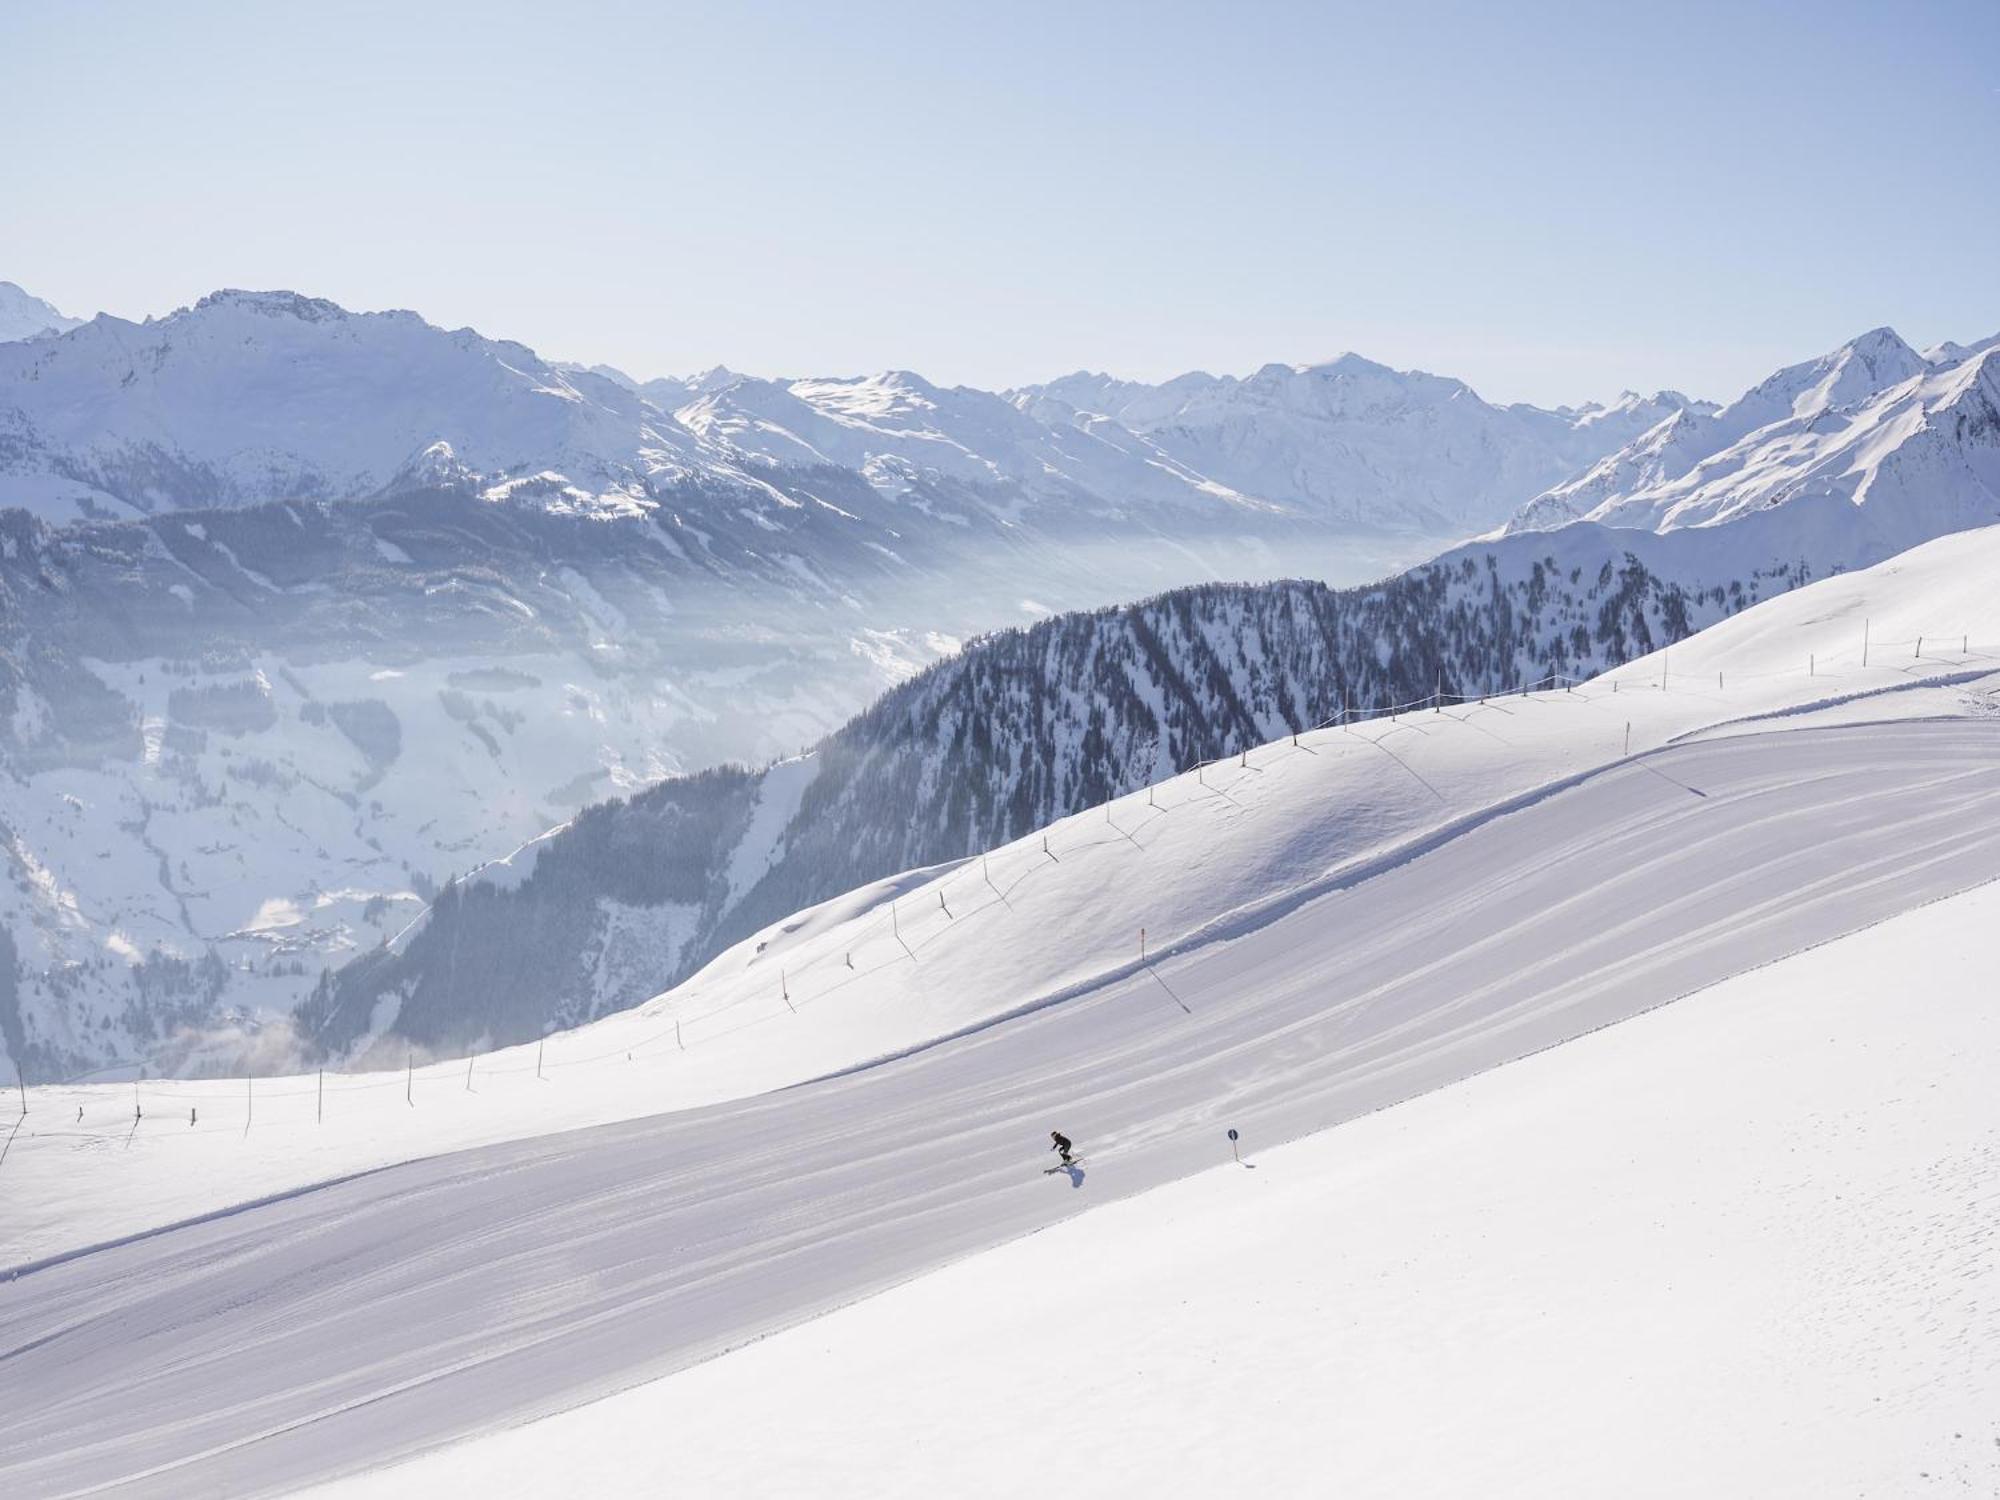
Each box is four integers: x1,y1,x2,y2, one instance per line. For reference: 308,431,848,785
1050,1130,1075,1167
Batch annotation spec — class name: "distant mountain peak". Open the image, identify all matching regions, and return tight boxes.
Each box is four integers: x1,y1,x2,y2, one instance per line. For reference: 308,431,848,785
0,279,85,343
1501,323,2000,551
1846,324,1914,354
191,288,352,322
1922,332,2000,368
682,364,744,395
1298,352,1396,378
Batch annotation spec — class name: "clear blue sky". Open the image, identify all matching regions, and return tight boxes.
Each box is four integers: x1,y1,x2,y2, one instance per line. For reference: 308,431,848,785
4,0,1996,407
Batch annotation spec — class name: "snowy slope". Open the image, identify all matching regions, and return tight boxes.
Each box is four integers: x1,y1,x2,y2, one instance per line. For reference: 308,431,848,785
1507,329,2000,563
310,519,1803,1065
3,719,1995,1499
3,530,1999,1495
321,879,2000,1500
0,280,82,344
8,522,2000,1259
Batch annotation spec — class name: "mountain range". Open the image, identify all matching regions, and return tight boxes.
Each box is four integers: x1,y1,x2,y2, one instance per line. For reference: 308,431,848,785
6,279,2000,1079
0,285,1696,541
1505,326,2000,557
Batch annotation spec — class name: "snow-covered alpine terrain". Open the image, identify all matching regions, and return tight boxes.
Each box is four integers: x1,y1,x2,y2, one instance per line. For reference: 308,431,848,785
300,515,1813,1067
4,525,1998,1497
1506,328,2000,561
11,281,2000,1084
0,280,82,344
0,283,1687,534
1026,360,1707,533
16,7,1999,1494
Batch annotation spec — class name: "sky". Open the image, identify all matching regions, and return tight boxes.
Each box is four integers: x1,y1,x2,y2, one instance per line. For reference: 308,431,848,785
3,0,1997,408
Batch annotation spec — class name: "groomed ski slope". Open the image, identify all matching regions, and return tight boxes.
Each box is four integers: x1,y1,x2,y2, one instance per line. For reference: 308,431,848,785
3,718,1999,1498
10,524,2000,1266
319,878,2000,1500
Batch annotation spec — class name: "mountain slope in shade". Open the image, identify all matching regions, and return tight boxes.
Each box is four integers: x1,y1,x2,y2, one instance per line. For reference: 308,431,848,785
1507,329,2000,558
0,281,82,343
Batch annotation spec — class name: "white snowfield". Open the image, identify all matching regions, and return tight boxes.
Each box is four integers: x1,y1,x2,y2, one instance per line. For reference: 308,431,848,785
321,879,2000,1500
3,527,2000,1496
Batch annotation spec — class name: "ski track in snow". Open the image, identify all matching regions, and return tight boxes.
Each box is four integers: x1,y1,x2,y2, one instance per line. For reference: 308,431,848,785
319,880,2000,1500
3,720,1998,1497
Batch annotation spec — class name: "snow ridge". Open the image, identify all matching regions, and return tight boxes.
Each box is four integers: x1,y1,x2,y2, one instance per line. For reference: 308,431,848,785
0,281,83,344
1504,329,2000,560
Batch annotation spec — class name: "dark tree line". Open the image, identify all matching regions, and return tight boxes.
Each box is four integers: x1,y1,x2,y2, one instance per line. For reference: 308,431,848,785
304,538,1806,1060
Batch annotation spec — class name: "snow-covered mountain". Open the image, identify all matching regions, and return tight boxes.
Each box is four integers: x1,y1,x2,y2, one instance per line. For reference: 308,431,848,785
297,520,1817,1064
13,289,2000,1082
0,471,1046,1083
14,289,1688,1083
0,281,82,344
1506,327,2000,559
1024,357,1712,532
0,290,734,520
2,495,1807,1080
0,286,1693,541
0,287,1238,526
675,368,1264,517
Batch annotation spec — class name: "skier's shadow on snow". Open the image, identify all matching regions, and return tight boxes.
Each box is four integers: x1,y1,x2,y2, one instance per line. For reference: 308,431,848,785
1056,1164,1085,1188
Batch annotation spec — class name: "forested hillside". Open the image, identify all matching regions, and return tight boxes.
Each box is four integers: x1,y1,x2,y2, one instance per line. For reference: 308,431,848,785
304,525,1810,1058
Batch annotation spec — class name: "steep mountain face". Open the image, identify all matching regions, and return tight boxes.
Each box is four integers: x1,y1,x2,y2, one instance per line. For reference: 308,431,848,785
298,522,1814,1062
0,281,82,344
1506,329,2000,561
1025,358,1710,533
